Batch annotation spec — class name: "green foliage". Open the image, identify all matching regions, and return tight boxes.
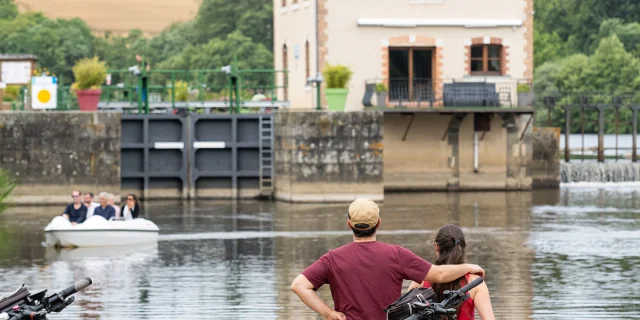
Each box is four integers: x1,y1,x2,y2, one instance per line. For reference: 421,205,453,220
517,84,531,93
72,57,107,90
534,31,566,67
536,0,640,55
0,169,15,214
534,1,640,133
167,80,189,102
535,36,640,133
596,19,640,53
375,83,388,93
0,12,94,82
0,0,274,89
323,64,353,89
2,85,20,101
195,0,273,51
0,0,17,20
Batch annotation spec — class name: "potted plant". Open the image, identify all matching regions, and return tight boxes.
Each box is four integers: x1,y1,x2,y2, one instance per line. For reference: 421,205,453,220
517,83,534,107
72,57,107,111
323,64,353,111
375,83,388,108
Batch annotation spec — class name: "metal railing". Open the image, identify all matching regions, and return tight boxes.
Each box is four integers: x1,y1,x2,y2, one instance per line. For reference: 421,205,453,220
538,93,640,163
364,78,534,109
10,68,289,114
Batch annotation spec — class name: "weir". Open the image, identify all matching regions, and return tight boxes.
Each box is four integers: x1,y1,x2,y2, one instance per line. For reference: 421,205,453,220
561,162,640,183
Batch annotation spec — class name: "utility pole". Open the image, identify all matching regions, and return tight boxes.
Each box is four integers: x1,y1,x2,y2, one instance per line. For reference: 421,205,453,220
315,0,322,110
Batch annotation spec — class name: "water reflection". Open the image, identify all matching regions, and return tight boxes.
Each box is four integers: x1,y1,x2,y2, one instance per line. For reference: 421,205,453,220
0,189,637,319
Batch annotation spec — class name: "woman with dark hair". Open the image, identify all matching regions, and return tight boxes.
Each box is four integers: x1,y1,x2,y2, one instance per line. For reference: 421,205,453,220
408,224,495,320
121,194,143,220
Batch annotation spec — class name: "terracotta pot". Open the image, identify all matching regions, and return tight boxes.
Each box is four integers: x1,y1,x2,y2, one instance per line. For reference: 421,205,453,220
76,89,102,111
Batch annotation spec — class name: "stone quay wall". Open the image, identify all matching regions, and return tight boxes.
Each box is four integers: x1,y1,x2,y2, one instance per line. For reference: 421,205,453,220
0,112,121,205
274,111,384,202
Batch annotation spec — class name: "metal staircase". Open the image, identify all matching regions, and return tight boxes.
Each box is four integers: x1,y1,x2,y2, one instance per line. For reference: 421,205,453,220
258,115,274,197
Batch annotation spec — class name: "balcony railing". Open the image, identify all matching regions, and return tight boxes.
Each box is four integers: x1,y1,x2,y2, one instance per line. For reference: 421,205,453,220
363,78,534,109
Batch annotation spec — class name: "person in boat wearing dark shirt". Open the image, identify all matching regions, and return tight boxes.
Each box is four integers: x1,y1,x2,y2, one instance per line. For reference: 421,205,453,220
93,192,116,220
62,190,87,225
290,199,486,320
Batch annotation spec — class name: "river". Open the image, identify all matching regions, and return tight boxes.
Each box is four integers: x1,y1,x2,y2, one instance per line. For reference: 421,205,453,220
0,187,639,319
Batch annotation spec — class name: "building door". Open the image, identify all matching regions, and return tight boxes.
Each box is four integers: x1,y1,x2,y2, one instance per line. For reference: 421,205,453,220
389,48,433,101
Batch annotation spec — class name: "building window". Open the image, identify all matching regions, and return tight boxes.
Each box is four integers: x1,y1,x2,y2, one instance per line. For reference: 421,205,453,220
282,0,286,7
470,45,502,75
283,44,289,100
388,47,434,101
305,41,310,83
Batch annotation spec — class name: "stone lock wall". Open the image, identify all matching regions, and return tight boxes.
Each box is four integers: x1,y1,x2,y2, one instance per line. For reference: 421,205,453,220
0,112,121,204
275,111,384,202
531,127,560,188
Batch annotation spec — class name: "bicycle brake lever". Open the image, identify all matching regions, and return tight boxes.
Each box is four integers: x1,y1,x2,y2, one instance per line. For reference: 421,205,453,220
412,301,430,309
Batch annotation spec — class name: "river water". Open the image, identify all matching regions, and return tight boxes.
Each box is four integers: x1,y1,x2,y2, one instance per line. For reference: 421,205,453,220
0,188,639,319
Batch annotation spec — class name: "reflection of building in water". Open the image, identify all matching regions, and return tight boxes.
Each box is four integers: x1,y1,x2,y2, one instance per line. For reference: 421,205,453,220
273,193,534,319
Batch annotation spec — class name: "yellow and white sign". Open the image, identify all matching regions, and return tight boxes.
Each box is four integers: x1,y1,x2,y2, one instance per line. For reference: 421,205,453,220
31,76,57,109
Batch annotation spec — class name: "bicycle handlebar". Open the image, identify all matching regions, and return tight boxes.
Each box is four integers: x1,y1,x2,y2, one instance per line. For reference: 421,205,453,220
410,277,485,319
55,278,91,303
2,278,91,320
458,276,483,295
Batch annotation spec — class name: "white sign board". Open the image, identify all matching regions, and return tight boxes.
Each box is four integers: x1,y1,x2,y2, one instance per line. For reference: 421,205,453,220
1,62,32,84
31,76,57,109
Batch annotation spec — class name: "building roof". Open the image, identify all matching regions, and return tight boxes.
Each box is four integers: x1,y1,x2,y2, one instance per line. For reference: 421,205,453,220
0,54,38,61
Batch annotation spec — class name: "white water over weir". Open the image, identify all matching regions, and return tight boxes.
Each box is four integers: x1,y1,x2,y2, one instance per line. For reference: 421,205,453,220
561,162,640,182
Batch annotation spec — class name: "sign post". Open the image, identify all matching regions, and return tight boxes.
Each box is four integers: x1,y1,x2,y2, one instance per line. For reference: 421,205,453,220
31,76,58,109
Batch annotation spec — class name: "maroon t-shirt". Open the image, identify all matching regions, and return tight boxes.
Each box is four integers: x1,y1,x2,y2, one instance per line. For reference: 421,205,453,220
301,241,432,320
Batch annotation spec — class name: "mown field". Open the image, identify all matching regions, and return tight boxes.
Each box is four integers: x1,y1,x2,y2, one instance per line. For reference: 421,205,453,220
15,0,201,34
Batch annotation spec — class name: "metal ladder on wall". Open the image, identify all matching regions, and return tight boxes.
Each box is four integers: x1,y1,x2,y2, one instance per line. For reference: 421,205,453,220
259,115,274,197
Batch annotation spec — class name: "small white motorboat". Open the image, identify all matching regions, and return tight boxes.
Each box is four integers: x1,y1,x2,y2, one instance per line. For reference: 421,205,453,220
44,215,160,247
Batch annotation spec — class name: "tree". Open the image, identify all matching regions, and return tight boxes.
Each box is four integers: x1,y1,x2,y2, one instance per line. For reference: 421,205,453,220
0,0,17,20
534,31,566,67
195,0,272,50
0,12,94,81
536,36,640,133
536,0,640,55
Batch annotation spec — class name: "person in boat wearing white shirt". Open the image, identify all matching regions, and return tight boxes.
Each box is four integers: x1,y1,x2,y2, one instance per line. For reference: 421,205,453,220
121,194,143,220
83,192,100,219
106,193,121,219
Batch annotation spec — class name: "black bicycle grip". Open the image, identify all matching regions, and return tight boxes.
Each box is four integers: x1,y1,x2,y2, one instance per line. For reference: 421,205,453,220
459,277,483,294
56,278,92,299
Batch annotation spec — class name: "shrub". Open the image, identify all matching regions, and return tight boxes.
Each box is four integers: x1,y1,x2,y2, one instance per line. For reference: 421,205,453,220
323,64,353,89
167,80,189,102
517,83,532,93
375,83,388,93
2,85,21,101
72,57,107,90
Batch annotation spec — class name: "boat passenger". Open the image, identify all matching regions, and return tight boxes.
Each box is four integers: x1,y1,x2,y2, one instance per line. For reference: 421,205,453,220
93,192,116,220
62,190,87,226
106,193,121,219
407,224,495,320
290,199,486,320
121,194,143,220
83,192,99,218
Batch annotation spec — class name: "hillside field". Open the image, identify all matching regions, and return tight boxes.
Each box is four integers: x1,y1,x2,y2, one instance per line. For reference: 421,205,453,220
15,0,201,34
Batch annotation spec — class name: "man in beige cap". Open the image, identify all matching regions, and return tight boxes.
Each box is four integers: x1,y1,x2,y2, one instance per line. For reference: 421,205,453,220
291,198,485,320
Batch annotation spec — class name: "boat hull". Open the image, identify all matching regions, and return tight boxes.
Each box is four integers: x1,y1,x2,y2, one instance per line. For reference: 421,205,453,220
46,229,158,247
44,216,160,248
